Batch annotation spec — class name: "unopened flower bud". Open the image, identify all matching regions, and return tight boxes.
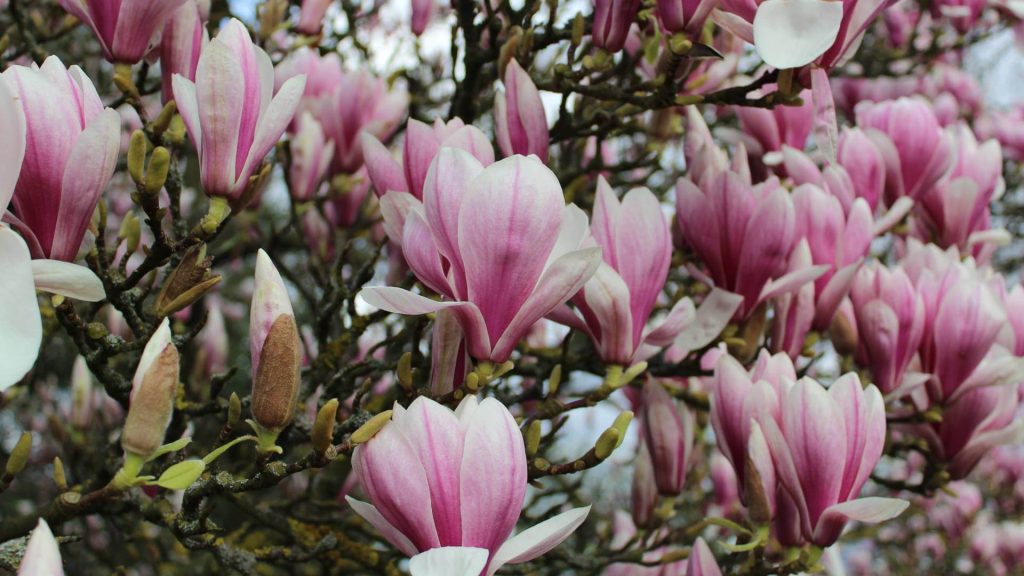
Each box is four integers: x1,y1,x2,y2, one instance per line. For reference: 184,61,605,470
155,243,221,318
70,356,94,429
250,250,301,434
524,420,542,457
227,392,242,429
5,432,32,479
128,130,148,185
351,410,393,445
641,379,694,496
397,351,414,392
144,146,171,194
312,399,339,455
118,211,141,255
547,364,562,397
594,428,620,460
52,457,67,491
122,319,179,459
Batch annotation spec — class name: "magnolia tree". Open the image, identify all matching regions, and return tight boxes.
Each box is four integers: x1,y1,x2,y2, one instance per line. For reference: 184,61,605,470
3,0,1024,574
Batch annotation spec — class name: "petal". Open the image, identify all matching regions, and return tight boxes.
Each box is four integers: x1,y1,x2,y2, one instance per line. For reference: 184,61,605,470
378,190,424,247
194,38,244,195
758,264,829,303
352,423,441,552
361,132,408,197
399,398,467,546
358,287,492,360
171,74,202,157
52,108,120,261
423,148,485,298
812,497,909,546
614,187,672,341
487,506,591,575
17,519,63,576
577,263,634,364
402,211,452,298
345,497,419,557
735,187,796,308
409,547,489,576
687,537,722,576
490,247,603,362
459,156,564,345
403,119,443,199
460,398,528,554
238,74,306,189
30,260,105,301
0,227,42,391
642,297,696,348
753,0,844,69
0,76,26,214
811,67,838,163
673,288,744,356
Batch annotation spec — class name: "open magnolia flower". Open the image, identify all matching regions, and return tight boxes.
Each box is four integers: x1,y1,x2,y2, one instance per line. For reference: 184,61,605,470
0,76,104,391
347,396,590,575
360,152,602,363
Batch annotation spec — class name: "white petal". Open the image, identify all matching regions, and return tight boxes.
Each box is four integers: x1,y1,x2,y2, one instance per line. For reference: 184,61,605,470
409,547,489,576
753,0,844,69
0,227,42,390
487,506,591,575
31,260,105,301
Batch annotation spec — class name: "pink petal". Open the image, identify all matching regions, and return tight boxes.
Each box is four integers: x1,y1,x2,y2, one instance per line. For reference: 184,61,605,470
362,133,408,197
686,537,722,576
17,519,63,576
402,211,452,298
194,38,244,195
460,398,528,554
674,288,744,355
423,148,484,298
458,156,564,346
812,498,909,546
345,497,419,557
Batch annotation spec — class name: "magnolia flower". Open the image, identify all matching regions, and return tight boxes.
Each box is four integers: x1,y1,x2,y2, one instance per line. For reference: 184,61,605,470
558,178,701,365
0,76,105,391
495,60,549,162
735,85,813,160
297,0,333,35
856,97,954,202
347,396,591,575
676,169,824,318
276,49,409,175
250,250,301,435
288,112,335,202
592,0,642,52
411,0,437,35
160,1,208,104
741,0,890,71
837,127,886,212
4,56,120,262
641,379,695,495
173,19,306,202
18,519,63,576
361,152,602,363
121,319,179,460
362,117,494,201
657,0,718,35
757,375,908,546
59,0,189,63
849,264,926,396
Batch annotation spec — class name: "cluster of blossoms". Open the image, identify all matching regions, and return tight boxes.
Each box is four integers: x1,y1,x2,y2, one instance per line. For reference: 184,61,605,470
1,0,1024,575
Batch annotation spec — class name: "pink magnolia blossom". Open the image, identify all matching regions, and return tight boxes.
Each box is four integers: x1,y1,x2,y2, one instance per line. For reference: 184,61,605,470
592,0,642,52
495,60,550,162
770,240,816,358
710,351,795,513
735,85,813,159
757,375,908,546
160,1,208,104
687,538,723,576
18,520,63,576
59,0,189,63
288,112,335,202
837,127,886,212
360,152,602,363
411,0,437,35
793,184,873,330
855,97,954,202
676,169,821,318
605,510,687,576
362,117,494,201
346,396,591,574
848,263,926,396
914,123,1005,252
277,49,409,174
296,0,333,35
4,56,121,262
173,19,307,202
561,178,704,365
641,379,695,495
656,0,718,35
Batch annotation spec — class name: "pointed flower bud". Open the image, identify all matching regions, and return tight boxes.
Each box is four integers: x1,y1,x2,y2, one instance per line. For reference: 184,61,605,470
297,0,333,35
122,319,179,459
640,379,694,496
155,243,221,318
495,60,550,162
173,19,306,203
250,250,301,433
58,0,189,63
289,112,335,202
592,0,642,53
18,519,63,576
